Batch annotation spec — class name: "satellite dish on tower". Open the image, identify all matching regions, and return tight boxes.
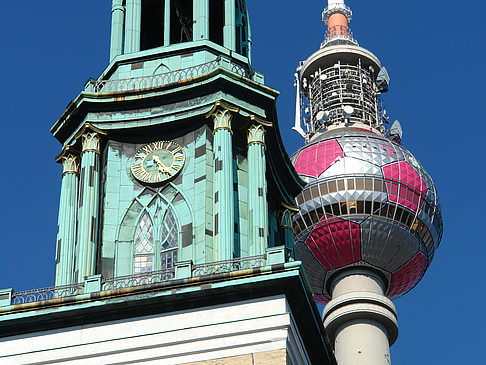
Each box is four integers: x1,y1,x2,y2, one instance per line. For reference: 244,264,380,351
316,110,329,125
342,105,354,118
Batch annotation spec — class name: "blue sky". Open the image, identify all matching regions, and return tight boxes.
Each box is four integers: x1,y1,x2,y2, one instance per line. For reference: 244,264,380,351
0,1,484,363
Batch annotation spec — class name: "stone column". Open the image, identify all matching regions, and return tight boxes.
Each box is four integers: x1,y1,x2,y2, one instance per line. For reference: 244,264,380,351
110,0,125,62
247,121,269,256
206,102,239,261
75,131,103,283
323,269,399,365
125,0,141,54
54,151,79,287
224,0,236,51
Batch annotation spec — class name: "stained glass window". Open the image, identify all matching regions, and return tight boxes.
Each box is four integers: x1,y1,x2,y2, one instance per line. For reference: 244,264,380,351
161,207,178,271
134,212,154,273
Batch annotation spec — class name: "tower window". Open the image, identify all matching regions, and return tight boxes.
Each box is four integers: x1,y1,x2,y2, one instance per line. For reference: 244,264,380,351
161,207,178,271
134,212,155,273
235,0,249,56
170,0,193,44
209,0,224,46
141,0,165,51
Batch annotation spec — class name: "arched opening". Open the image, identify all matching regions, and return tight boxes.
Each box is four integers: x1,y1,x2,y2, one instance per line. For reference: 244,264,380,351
235,0,249,57
140,0,165,51
209,0,224,47
170,0,193,44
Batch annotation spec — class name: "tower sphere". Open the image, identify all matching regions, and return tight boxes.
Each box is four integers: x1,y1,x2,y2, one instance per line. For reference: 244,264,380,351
292,128,443,303
291,36,443,305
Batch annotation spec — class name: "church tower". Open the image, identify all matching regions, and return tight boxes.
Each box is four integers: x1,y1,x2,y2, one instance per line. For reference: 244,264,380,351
0,3,339,363
51,0,302,286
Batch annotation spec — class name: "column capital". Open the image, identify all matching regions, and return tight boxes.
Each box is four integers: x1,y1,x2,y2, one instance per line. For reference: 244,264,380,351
75,123,107,154
62,154,80,175
247,116,273,146
56,146,80,175
112,0,124,11
278,202,300,229
247,124,266,146
206,101,239,133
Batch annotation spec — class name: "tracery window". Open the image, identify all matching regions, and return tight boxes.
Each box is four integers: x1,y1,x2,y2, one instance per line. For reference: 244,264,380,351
160,207,178,271
134,212,155,273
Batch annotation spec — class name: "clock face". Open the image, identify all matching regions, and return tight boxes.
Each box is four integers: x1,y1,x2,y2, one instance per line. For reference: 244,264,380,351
131,141,185,184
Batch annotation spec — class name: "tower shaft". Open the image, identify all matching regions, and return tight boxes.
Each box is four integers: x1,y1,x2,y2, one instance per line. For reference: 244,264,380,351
323,270,398,365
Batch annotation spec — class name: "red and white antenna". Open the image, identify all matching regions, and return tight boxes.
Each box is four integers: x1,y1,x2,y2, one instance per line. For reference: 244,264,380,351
322,0,356,46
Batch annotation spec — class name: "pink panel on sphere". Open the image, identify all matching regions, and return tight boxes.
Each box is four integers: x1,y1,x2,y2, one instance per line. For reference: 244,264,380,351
388,252,426,297
305,218,361,270
294,140,343,178
314,294,330,305
387,193,419,212
383,161,427,195
384,161,428,212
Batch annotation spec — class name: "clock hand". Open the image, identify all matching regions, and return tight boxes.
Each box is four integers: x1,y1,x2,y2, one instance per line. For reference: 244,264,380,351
152,155,173,176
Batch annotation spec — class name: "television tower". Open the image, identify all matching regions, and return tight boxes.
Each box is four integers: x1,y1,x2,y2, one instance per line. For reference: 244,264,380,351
291,1,443,364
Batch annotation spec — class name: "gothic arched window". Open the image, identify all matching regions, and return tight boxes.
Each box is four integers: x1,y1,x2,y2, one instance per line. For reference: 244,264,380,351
134,212,154,273
160,207,178,271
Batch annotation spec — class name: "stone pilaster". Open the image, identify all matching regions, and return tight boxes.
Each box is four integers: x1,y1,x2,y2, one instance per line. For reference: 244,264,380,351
247,120,269,256
75,130,103,283
55,150,79,286
207,102,239,261
110,0,125,62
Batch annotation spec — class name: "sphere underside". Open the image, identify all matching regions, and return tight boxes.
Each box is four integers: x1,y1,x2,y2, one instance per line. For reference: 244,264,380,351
291,128,443,302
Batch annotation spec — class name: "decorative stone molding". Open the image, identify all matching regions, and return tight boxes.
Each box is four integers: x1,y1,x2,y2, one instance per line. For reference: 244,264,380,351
247,124,266,146
62,154,80,175
73,123,107,155
206,101,239,133
247,116,273,146
81,132,102,154
278,202,300,230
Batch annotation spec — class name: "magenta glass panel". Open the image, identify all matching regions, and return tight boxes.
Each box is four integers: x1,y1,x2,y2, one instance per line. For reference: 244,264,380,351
306,234,333,270
294,140,343,178
305,218,361,270
383,161,427,195
388,252,426,297
386,183,420,212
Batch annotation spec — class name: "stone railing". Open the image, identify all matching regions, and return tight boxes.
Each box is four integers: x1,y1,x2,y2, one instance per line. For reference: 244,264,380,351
0,247,286,307
85,56,261,94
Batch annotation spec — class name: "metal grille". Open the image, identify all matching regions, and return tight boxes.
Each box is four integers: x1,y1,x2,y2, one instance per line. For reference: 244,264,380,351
102,269,174,291
192,255,266,277
8,256,267,306
85,58,253,94
12,283,84,305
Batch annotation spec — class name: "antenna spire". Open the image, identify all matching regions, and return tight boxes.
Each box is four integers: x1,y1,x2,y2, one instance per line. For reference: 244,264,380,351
322,0,356,47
